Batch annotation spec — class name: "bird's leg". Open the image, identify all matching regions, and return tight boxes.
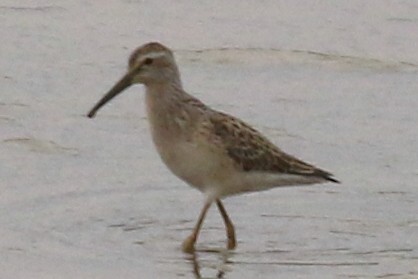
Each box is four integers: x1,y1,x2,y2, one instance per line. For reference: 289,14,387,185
216,199,236,250
182,200,212,253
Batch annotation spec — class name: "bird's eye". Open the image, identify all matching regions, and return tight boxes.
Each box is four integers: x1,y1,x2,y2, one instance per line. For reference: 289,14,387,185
144,58,153,65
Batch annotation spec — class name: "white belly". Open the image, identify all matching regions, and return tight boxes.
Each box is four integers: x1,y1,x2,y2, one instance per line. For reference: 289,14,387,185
152,134,327,198
155,138,225,192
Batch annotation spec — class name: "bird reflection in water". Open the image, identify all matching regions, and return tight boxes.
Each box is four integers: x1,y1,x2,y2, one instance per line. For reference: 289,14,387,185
186,249,233,279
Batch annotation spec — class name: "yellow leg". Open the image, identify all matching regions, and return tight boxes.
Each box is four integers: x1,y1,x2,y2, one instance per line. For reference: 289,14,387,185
182,200,212,253
216,199,236,250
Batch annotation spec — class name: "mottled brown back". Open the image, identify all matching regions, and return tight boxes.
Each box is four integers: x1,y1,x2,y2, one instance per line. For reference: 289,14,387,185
209,112,338,182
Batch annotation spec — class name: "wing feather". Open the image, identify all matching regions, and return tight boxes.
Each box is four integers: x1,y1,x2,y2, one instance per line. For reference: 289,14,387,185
207,112,339,183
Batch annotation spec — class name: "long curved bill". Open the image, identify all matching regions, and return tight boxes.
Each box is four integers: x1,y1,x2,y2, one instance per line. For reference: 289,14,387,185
87,70,135,118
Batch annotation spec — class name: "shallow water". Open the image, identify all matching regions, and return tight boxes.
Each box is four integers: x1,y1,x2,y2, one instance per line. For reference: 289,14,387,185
1,1,418,278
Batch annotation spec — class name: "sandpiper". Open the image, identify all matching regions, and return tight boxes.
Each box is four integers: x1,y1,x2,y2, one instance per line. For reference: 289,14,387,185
87,42,339,253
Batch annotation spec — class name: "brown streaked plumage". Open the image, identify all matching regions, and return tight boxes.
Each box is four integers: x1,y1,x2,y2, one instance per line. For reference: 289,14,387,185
208,112,338,181
87,42,339,253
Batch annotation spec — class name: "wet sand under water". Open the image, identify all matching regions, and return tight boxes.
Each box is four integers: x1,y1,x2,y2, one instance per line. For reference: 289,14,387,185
1,1,418,278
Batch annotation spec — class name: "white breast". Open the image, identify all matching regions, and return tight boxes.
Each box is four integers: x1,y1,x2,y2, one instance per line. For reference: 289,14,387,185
154,136,224,191
145,90,220,192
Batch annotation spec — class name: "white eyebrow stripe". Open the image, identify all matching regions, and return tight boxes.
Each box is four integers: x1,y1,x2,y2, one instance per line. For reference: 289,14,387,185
142,51,169,60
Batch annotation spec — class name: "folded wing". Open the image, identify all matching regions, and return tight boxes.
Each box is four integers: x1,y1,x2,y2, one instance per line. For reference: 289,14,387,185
208,112,339,183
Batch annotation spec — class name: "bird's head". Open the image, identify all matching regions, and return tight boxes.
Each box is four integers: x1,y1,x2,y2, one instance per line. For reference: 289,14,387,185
87,42,180,118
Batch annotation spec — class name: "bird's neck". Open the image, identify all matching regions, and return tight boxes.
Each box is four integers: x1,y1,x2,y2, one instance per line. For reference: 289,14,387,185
145,81,183,98
144,82,187,137
145,82,185,111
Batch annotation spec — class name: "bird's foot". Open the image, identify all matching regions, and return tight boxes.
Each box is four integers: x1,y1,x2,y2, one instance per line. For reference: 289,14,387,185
227,235,236,250
182,234,196,254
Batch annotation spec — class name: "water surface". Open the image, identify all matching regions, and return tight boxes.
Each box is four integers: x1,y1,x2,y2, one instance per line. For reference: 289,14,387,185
1,1,418,278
